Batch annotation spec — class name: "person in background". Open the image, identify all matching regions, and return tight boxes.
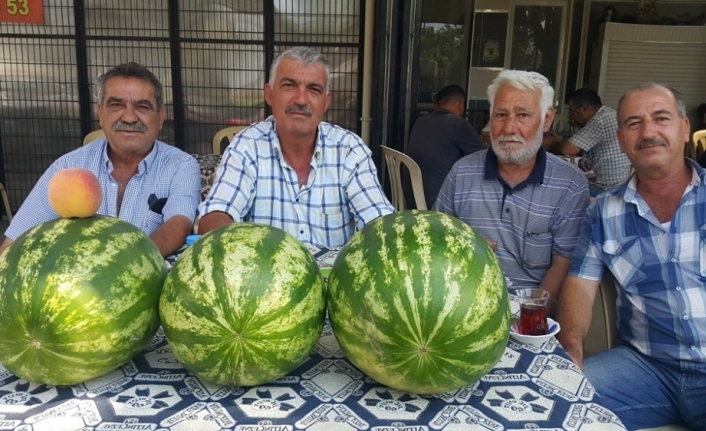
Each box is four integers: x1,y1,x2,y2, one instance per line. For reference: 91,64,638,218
198,46,393,248
543,88,631,196
434,70,589,312
405,85,486,208
556,83,706,430
0,62,200,257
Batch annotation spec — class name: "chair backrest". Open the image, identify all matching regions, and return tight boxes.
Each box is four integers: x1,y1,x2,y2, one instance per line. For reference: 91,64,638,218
0,182,12,222
212,126,247,154
693,129,706,161
83,129,105,145
380,145,427,211
598,272,619,349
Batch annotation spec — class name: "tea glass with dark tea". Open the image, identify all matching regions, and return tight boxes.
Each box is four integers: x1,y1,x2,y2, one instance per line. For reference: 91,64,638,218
515,288,550,336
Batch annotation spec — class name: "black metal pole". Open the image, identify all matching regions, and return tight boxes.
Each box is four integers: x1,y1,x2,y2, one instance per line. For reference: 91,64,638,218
168,0,185,149
74,0,93,139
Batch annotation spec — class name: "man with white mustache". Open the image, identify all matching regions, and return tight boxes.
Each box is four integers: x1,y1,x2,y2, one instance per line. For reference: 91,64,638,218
198,47,393,248
0,62,201,257
434,70,590,313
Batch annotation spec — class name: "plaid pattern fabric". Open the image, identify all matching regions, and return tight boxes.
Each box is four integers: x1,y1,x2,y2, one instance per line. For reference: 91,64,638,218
5,139,201,239
570,160,706,362
570,106,631,190
199,118,394,248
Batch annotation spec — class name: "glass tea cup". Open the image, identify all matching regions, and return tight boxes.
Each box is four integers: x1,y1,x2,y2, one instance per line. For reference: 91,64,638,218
514,288,550,336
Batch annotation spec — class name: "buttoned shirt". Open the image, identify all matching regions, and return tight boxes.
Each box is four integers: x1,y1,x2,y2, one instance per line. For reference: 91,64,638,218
199,117,394,248
5,139,201,239
434,148,589,288
570,106,631,191
569,160,706,363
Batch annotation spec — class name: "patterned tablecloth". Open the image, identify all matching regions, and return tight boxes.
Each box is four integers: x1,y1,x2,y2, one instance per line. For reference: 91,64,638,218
0,247,628,430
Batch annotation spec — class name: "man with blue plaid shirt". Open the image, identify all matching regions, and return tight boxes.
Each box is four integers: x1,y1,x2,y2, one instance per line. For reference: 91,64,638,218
0,63,200,257
198,47,393,247
556,83,706,430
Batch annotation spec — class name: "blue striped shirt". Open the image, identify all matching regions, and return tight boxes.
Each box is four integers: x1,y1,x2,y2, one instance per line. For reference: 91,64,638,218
5,139,201,239
198,117,394,248
434,148,590,288
569,160,706,362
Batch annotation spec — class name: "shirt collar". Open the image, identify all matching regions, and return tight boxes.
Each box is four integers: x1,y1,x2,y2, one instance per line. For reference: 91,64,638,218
484,146,547,187
101,139,159,175
269,115,323,163
623,158,703,201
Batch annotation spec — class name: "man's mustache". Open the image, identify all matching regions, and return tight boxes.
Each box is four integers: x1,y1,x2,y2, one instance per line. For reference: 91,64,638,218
495,135,526,144
113,121,147,132
285,104,313,117
636,138,667,150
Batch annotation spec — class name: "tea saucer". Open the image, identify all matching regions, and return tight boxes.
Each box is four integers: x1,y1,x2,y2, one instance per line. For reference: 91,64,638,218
509,317,561,346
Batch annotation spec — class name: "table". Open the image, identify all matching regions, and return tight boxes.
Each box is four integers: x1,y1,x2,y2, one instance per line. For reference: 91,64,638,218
0,247,627,430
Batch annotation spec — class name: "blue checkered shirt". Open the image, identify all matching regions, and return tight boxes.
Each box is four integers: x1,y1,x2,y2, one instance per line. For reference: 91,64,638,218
5,139,201,239
434,148,590,288
199,117,394,248
570,106,631,190
569,160,706,362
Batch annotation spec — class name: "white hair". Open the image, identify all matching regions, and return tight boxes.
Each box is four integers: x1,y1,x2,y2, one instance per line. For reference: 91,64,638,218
487,70,554,118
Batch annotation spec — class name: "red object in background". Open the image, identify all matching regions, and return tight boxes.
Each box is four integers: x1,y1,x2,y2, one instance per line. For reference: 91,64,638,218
518,303,548,336
0,0,44,24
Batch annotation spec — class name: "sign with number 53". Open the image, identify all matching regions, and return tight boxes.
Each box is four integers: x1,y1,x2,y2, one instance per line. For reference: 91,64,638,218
0,0,44,24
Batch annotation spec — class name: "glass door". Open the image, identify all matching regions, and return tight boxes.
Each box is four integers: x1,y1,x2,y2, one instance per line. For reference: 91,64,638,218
506,0,568,105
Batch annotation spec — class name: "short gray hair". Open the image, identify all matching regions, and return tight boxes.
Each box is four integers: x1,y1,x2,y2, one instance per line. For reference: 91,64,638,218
616,82,687,126
269,46,331,94
487,70,554,118
96,62,163,109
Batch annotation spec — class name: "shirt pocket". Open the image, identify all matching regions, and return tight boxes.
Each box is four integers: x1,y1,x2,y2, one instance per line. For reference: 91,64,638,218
601,235,646,290
699,229,706,277
312,211,349,247
143,210,164,236
522,231,553,269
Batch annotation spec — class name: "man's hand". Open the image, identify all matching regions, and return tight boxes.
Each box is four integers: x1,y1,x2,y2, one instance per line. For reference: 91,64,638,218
555,275,601,370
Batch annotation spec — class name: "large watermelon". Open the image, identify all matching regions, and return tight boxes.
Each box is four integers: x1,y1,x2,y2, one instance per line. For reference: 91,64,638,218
159,223,326,386
0,216,166,385
327,210,510,394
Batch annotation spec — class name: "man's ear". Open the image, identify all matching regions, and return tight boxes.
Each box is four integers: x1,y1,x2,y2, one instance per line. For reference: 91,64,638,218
264,83,272,107
544,107,556,132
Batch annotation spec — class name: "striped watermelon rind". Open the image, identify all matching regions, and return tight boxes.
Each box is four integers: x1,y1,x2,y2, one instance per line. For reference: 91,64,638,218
0,216,167,385
159,223,326,387
327,210,510,394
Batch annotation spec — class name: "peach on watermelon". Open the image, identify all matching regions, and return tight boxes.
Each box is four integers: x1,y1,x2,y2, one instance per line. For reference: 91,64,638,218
48,168,102,218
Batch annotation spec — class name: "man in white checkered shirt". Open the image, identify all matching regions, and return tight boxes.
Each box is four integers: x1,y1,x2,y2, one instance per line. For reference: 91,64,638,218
544,88,631,196
198,47,393,248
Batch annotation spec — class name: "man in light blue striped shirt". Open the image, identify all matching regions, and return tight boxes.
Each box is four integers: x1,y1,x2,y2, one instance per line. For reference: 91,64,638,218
198,47,393,247
0,63,201,257
557,83,706,430
434,70,590,312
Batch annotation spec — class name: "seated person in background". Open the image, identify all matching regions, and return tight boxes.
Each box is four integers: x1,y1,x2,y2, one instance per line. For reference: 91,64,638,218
198,46,393,248
556,83,706,431
434,70,590,312
405,85,486,208
543,88,631,196
0,62,201,257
